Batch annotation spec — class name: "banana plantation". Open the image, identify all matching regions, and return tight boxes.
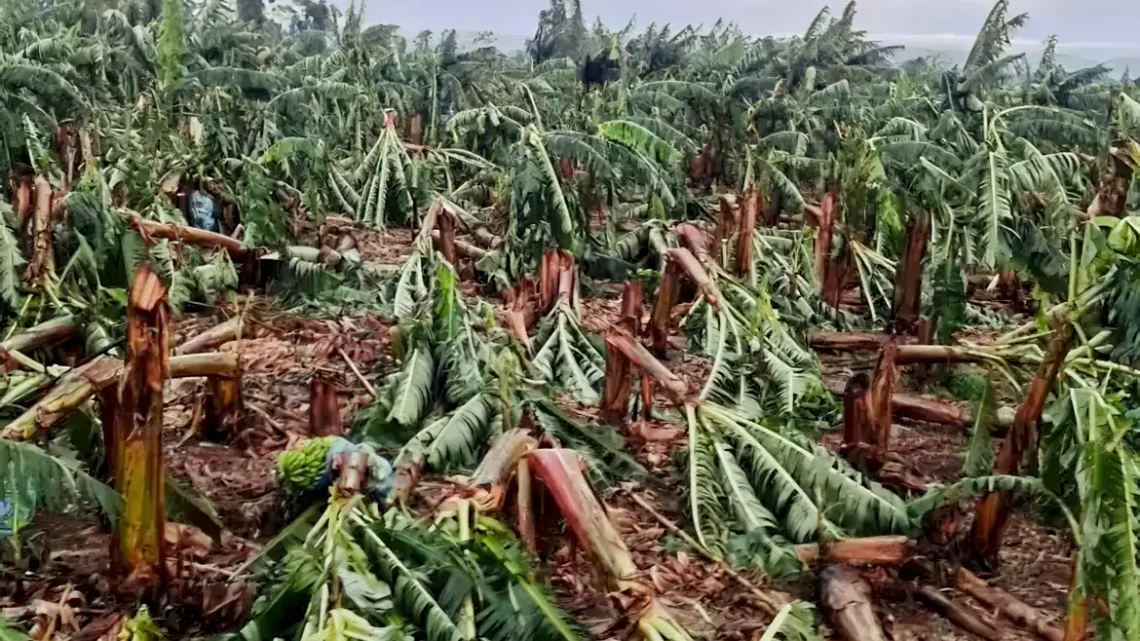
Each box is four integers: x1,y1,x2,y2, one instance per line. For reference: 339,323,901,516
2,0,1140,638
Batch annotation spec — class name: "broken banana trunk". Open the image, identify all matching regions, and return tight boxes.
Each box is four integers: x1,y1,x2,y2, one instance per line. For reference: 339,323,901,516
649,258,681,356
619,280,643,335
25,176,55,289
868,342,898,452
309,378,342,436
112,264,170,596
734,188,760,276
460,429,537,515
1,353,240,440
435,207,458,266
955,568,1064,641
601,334,635,424
715,195,738,264
675,223,711,266
915,584,1001,641
131,216,248,260
842,373,873,448
528,449,639,590
606,330,688,406
650,248,722,356
820,565,888,641
890,211,931,334
0,315,78,370
811,192,837,297
203,371,245,441
971,324,1073,564
13,178,32,229
795,536,911,566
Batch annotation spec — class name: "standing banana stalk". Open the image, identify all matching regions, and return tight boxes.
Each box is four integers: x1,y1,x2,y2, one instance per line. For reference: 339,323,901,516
24,176,55,290
734,188,760,277
112,264,170,594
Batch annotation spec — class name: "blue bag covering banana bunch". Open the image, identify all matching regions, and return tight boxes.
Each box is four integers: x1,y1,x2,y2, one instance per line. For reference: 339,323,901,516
276,437,394,506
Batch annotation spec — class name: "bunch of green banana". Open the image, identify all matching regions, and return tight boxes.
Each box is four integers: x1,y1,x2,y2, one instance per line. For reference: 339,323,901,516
277,437,336,490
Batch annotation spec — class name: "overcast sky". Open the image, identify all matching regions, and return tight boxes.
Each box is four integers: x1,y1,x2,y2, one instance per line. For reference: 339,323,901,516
338,0,1140,53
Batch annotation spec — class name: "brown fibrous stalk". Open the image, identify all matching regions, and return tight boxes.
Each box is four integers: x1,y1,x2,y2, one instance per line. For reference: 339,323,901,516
309,378,343,437
112,263,170,597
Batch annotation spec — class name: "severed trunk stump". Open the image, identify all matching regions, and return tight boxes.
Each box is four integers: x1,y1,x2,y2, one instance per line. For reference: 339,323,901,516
813,192,837,293
649,261,680,357
601,335,634,424
309,378,343,437
842,373,873,447
868,342,898,452
734,188,760,276
435,208,457,266
891,211,931,334
203,373,245,441
112,264,170,597
24,176,55,289
619,280,643,335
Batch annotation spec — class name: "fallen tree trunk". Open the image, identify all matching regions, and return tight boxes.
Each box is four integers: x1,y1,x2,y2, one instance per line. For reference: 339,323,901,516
826,382,1006,431
896,345,988,365
795,536,911,566
1,315,78,357
112,264,169,596
176,317,242,355
955,568,1064,641
820,565,888,641
2,353,240,440
809,332,910,351
891,394,971,428
430,230,488,260
132,216,247,260
470,429,537,489
433,429,538,516
915,585,1002,641
669,247,722,309
809,333,997,365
